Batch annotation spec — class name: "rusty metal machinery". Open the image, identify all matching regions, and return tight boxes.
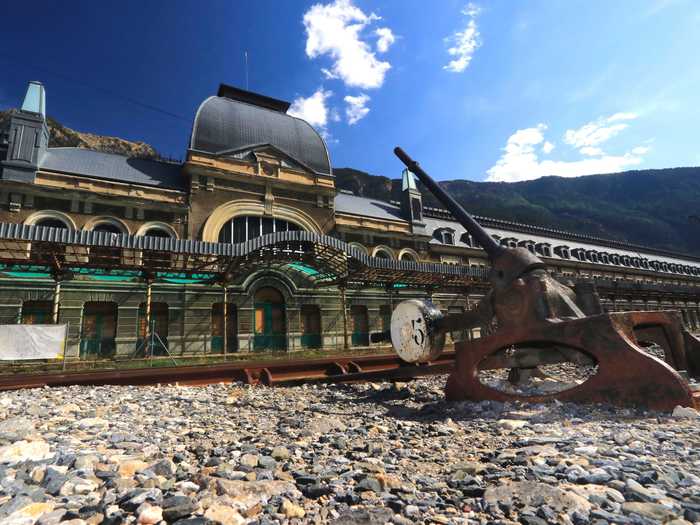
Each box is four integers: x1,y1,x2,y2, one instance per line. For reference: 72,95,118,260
378,147,700,410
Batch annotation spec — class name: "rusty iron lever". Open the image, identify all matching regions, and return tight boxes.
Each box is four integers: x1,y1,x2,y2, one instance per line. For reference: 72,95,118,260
382,146,700,410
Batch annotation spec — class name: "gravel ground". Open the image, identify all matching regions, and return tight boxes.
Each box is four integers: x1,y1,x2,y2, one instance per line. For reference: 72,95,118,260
0,376,699,525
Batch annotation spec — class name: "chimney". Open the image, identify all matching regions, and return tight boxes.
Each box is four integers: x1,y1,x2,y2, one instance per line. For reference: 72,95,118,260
400,168,424,231
21,81,46,117
0,81,49,184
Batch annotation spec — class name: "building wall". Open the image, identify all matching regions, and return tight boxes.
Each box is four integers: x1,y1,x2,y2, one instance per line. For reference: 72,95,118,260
1,108,700,366
0,177,188,238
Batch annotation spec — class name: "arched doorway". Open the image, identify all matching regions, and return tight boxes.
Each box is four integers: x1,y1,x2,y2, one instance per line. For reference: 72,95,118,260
254,287,286,351
80,301,118,359
350,305,369,346
137,302,169,355
211,302,237,353
300,305,321,348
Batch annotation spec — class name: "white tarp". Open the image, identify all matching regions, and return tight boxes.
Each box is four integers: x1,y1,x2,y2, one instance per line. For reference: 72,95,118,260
0,324,67,360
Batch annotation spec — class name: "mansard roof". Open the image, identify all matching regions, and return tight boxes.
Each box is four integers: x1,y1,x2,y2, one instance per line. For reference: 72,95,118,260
334,192,700,271
334,192,404,222
39,148,185,191
190,95,331,177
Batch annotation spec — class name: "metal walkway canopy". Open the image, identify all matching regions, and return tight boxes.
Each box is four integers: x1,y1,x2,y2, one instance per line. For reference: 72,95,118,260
0,223,487,289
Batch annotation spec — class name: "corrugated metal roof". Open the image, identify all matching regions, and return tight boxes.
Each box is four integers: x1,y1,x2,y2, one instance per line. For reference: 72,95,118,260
0,223,482,284
39,148,185,191
334,193,406,222
190,96,331,176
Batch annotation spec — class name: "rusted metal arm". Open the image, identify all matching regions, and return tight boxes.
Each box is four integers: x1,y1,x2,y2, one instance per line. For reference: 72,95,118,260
394,147,502,258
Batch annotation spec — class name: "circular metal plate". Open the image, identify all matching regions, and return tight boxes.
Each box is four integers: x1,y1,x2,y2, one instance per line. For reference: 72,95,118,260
390,299,445,363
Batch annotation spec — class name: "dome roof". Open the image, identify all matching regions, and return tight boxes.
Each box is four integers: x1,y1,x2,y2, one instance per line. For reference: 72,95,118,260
190,95,331,176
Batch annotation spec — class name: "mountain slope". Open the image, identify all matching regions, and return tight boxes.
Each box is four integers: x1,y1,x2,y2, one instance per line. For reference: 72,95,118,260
334,167,700,257
0,110,159,159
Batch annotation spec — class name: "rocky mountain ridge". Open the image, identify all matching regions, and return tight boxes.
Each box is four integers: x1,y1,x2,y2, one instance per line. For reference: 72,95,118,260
0,110,159,159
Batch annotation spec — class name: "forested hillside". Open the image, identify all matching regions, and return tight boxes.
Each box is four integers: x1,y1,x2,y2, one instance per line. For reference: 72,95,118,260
334,167,700,256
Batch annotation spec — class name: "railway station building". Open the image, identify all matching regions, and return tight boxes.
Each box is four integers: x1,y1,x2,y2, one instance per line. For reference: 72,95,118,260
0,81,699,361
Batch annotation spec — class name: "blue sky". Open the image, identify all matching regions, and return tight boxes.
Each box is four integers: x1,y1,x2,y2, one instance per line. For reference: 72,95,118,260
1,0,699,182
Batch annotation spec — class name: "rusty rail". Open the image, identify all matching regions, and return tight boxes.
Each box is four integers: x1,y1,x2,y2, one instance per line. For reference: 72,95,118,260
0,352,455,391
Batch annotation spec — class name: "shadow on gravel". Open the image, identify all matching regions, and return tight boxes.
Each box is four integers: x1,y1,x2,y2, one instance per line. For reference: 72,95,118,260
325,381,653,425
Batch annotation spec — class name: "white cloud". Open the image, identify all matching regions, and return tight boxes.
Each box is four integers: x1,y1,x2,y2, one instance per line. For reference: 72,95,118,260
486,115,650,183
563,113,638,153
607,112,638,122
344,93,370,124
288,88,332,130
375,27,395,53
303,0,392,89
443,3,481,73
579,146,604,156
631,146,650,155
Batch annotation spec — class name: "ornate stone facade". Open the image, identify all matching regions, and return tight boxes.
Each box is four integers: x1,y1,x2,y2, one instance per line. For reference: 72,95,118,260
0,81,698,361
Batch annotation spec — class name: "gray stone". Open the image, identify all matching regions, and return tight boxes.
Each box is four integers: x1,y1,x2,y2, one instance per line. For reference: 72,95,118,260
622,501,678,522
271,447,290,460
239,453,259,468
625,478,661,502
150,458,176,477
332,507,395,524
356,477,382,493
163,503,197,522
0,418,35,442
258,455,277,470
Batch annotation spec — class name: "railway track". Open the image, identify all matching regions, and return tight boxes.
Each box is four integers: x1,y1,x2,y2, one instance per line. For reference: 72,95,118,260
0,352,456,391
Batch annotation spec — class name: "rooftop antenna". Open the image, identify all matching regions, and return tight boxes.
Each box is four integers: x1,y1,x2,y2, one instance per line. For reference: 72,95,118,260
245,51,249,90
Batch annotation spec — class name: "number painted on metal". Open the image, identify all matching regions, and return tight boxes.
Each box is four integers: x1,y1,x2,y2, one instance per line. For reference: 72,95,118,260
390,299,445,363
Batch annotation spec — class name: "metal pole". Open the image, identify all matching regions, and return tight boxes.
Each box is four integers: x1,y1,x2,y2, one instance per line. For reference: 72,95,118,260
223,286,228,360
340,286,349,351
297,307,302,352
62,321,69,371
52,280,61,324
145,279,153,358
150,319,155,367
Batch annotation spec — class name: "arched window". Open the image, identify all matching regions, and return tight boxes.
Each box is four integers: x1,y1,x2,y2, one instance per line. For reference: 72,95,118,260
399,251,417,262
374,249,392,259
348,242,368,256
218,216,301,244
89,223,124,266
35,218,69,229
31,218,69,264
21,301,53,324
142,228,174,267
